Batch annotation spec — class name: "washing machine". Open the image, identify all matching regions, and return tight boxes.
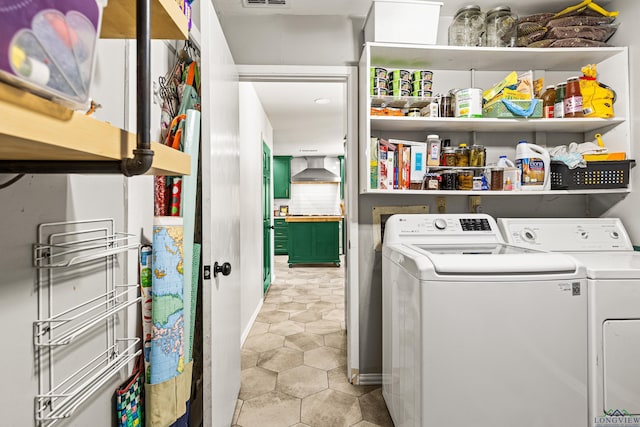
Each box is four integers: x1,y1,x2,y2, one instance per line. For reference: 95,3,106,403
382,213,588,427
498,217,640,425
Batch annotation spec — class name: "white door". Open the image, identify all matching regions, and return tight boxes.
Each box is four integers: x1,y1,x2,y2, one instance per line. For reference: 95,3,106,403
201,2,241,425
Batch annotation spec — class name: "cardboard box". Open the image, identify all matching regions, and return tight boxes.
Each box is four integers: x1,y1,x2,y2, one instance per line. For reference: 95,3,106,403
483,99,543,119
363,0,443,45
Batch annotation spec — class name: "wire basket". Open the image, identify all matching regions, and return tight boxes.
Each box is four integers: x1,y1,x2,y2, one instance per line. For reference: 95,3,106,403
550,160,634,190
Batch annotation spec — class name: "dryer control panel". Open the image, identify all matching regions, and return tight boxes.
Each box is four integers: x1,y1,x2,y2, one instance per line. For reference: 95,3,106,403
497,218,633,252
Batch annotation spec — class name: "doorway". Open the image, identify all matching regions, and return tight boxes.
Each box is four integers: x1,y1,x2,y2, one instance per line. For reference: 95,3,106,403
238,65,360,382
262,142,272,293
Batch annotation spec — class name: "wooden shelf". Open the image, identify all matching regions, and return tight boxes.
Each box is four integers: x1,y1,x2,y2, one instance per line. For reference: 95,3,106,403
0,83,190,176
101,0,188,40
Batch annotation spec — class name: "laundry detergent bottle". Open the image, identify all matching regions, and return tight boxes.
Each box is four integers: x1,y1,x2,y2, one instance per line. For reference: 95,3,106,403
515,140,550,190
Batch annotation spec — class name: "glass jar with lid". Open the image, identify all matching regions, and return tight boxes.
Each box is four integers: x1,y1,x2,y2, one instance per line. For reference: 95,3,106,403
448,5,485,47
485,6,517,47
469,145,486,167
455,144,470,167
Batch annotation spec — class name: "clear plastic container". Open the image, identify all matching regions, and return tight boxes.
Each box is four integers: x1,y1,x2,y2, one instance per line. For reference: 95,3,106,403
448,5,485,47
485,6,517,47
0,0,104,109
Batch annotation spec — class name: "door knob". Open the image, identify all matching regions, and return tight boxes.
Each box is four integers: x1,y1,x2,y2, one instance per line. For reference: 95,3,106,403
213,261,232,277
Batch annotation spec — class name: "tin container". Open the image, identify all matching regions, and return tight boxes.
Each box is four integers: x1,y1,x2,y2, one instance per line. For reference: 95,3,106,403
412,90,433,98
370,67,388,79
412,70,434,81
389,69,411,81
407,108,421,117
454,88,483,118
389,89,411,97
390,79,411,92
371,77,388,89
371,87,388,96
412,80,433,91
472,176,483,190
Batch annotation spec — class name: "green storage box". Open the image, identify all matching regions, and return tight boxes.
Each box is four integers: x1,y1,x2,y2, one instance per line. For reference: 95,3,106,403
483,99,543,118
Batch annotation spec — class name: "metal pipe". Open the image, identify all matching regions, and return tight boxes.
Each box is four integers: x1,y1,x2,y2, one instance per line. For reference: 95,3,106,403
121,0,154,176
0,0,154,176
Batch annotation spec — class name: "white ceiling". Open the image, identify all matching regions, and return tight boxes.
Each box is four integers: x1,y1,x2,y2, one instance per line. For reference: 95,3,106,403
250,81,345,155
212,0,592,19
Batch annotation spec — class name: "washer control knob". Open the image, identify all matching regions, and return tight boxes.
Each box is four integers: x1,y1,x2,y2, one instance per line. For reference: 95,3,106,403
434,218,447,230
520,228,536,242
611,231,620,239
580,231,589,239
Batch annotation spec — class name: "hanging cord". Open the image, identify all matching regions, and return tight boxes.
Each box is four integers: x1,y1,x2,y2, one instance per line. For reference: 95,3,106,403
0,174,25,189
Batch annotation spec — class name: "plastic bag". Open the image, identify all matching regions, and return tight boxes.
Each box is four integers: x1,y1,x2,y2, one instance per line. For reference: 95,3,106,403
579,64,615,118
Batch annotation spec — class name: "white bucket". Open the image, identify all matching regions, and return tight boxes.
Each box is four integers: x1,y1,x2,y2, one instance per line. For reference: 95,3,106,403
454,88,483,118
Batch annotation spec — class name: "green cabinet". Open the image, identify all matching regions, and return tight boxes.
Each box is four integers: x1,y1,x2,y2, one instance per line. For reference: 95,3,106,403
274,218,288,255
287,221,340,267
273,156,292,199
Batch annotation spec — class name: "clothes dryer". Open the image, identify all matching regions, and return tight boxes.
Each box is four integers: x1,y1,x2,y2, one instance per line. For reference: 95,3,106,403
382,214,588,427
498,217,640,425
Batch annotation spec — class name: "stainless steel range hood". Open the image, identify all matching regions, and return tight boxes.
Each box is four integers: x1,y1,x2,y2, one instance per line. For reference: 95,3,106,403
291,156,341,183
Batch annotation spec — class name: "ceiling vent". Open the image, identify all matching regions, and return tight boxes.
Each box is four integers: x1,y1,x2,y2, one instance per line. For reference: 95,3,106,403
243,0,288,8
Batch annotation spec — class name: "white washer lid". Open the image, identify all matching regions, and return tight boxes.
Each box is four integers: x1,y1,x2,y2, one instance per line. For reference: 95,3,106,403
569,252,640,279
424,252,579,275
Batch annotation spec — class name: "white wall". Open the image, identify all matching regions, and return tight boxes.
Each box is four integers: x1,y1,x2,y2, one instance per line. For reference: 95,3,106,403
0,33,174,424
239,82,274,342
599,0,639,244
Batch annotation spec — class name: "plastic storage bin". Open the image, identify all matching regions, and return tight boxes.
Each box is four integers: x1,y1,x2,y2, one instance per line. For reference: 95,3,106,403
363,0,443,45
0,0,104,109
550,160,633,190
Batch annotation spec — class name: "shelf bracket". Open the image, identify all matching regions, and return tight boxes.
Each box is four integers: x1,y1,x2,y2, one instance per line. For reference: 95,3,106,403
0,0,154,176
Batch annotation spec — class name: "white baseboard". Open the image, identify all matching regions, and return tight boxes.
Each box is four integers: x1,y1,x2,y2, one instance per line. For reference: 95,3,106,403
241,298,264,346
356,373,382,385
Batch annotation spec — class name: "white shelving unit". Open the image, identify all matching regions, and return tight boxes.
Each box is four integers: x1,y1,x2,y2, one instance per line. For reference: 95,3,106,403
33,219,141,426
359,42,631,195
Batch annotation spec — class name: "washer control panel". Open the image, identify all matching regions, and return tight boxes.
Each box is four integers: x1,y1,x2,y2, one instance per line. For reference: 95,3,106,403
383,214,501,246
497,218,633,251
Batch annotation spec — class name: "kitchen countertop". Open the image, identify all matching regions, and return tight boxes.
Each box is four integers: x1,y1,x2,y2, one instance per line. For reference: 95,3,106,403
285,215,343,222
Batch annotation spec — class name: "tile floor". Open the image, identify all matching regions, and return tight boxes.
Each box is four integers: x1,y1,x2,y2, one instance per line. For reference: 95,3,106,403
233,256,393,427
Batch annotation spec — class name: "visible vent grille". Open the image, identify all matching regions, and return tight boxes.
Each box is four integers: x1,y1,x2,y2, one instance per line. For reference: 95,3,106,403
243,0,288,7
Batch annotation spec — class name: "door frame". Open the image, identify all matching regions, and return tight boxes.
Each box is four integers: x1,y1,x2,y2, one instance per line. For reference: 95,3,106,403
237,65,360,382
262,142,272,293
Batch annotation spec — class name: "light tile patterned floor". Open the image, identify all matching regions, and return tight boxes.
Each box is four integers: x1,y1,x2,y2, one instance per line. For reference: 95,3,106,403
233,256,393,427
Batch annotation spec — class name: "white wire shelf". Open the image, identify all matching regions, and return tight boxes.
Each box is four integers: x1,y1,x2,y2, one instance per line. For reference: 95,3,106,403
33,230,138,268
35,338,140,425
34,285,141,347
